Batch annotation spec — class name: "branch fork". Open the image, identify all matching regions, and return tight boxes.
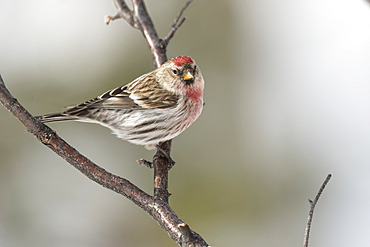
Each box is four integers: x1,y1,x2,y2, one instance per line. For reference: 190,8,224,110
0,1,209,246
106,0,194,55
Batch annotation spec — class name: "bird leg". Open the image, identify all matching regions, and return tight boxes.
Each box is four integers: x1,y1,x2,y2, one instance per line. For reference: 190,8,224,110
155,144,175,168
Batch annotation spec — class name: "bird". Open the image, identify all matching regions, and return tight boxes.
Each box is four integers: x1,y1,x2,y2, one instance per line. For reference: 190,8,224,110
36,56,204,153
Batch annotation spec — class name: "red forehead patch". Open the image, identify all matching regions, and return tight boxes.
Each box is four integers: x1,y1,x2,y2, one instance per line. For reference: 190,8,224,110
173,56,194,66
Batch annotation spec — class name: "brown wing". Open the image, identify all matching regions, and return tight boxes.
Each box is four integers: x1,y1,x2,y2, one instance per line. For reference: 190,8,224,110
125,72,180,109
67,72,179,113
86,71,180,110
64,85,141,114
36,71,180,123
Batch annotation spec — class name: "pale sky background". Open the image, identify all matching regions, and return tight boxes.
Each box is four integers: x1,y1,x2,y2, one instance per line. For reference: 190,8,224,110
1,0,370,246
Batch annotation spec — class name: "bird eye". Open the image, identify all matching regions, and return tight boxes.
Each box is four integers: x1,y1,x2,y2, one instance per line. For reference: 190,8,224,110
172,70,177,75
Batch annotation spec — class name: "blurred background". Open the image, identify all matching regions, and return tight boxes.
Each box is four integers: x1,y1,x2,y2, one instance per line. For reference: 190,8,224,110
1,0,370,246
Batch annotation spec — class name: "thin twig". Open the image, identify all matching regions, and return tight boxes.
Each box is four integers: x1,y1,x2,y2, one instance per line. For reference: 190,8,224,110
161,0,195,48
106,0,139,29
303,174,332,247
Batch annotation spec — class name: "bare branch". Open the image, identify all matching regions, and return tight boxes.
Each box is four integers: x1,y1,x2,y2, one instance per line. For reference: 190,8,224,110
124,1,210,244
108,1,209,245
153,141,171,202
0,75,152,208
1,1,209,246
105,0,139,28
132,0,167,67
303,174,332,247
161,0,195,48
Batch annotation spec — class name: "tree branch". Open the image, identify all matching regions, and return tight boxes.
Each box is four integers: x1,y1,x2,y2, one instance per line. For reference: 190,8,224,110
0,0,208,246
105,0,138,28
0,74,152,211
132,0,167,67
106,0,195,63
161,0,194,49
303,174,332,247
116,1,208,245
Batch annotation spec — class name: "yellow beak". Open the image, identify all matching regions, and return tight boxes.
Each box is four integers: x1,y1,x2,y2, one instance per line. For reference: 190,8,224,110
183,71,194,81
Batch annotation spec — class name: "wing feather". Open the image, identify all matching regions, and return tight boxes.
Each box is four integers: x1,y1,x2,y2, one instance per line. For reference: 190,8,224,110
37,70,180,122
62,71,179,116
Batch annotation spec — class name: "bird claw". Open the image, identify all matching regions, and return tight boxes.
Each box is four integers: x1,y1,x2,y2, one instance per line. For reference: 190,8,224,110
154,146,176,169
167,156,176,169
136,158,153,168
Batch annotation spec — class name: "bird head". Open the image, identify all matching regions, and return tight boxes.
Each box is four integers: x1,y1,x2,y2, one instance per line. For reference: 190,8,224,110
158,56,204,100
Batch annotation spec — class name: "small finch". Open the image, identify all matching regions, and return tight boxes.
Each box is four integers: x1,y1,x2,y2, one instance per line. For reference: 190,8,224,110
36,56,204,150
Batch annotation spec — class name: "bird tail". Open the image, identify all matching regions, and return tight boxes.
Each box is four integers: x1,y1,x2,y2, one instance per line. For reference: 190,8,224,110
35,113,79,123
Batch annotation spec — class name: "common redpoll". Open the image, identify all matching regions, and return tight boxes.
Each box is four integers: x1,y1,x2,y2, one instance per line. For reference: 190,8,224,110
37,56,204,150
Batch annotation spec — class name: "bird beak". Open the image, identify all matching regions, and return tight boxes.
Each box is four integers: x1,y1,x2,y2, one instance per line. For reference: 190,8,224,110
183,71,194,81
